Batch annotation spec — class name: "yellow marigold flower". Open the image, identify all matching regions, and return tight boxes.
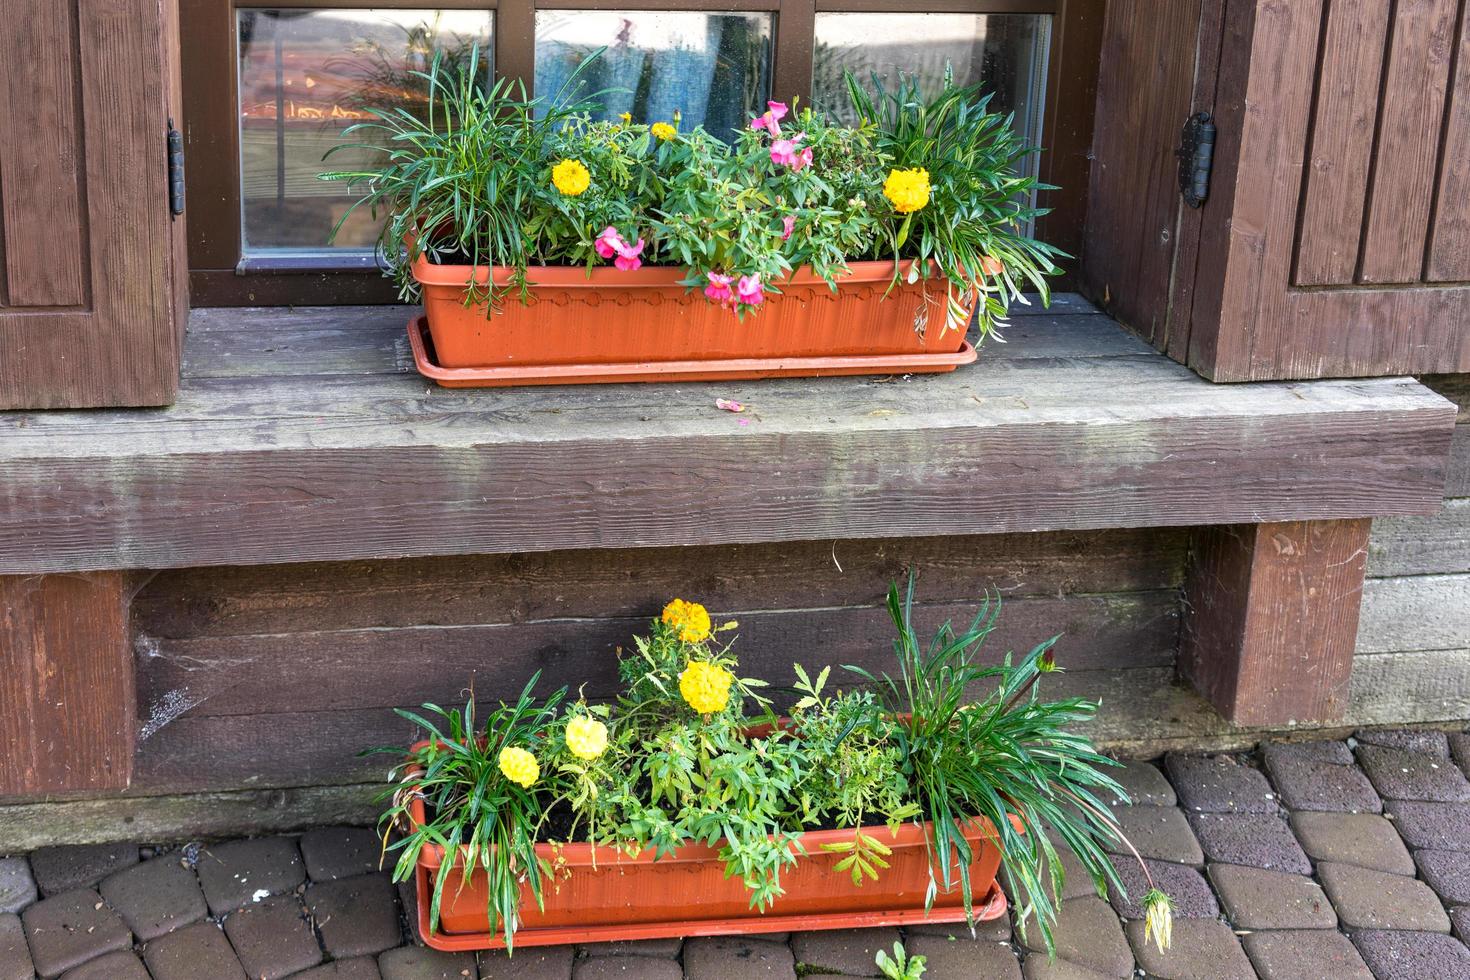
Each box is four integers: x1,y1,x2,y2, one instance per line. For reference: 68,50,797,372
883,167,931,214
498,746,539,788
565,715,609,761
551,158,591,197
661,598,712,644
679,660,734,715
619,112,632,124
650,121,678,141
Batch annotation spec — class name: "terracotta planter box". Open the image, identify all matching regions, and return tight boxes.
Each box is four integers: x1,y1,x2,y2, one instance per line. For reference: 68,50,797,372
408,255,978,387
408,784,1015,951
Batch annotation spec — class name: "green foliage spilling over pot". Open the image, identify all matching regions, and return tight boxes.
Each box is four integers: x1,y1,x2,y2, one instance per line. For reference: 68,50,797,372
321,48,1061,340
371,577,1174,953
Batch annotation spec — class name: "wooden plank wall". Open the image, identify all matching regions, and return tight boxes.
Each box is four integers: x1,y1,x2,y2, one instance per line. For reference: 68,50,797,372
123,530,1188,796
1361,376,1470,707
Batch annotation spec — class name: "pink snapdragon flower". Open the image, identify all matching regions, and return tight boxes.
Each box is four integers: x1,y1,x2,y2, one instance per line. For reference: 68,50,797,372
770,134,813,172
736,274,765,307
781,215,796,241
594,226,645,271
704,272,734,304
750,101,788,135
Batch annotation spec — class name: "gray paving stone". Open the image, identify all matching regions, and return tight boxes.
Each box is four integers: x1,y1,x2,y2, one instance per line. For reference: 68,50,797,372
1020,957,1119,980
143,921,247,980
289,958,383,980
906,913,1011,942
1414,848,1470,904
0,859,36,915
1289,811,1415,874
1385,799,1470,851
791,927,899,976
58,950,150,980
572,958,680,980
1108,859,1218,920
1357,744,1470,802
682,936,797,979
98,854,207,941
378,945,476,980
1188,812,1311,873
198,837,307,915
1164,754,1277,813
1451,732,1470,778
1017,896,1131,978
304,873,402,960
28,845,138,898
905,935,1019,979
1105,806,1202,866
1102,760,1176,807
476,945,574,980
1207,864,1335,930
1355,729,1452,758
1262,753,1383,813
1241,929,1373,980
223,894,323,980
1454,905,1470,943
1352,929,1470,980
1010,837,1102,904
575,938,681,957
300,827,381,882
1317,862,1451,932
1262,738,1355,767
1125,917,1254,980
0,913,31,980
21,888,131,978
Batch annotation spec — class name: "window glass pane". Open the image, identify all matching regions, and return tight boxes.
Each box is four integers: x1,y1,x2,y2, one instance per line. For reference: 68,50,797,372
237,8,492,255
813,13,1049,150
534,12,772,139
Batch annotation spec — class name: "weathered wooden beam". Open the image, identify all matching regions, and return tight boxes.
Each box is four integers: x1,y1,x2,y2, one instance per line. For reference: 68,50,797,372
1179,520,1372,726
0,573,134,796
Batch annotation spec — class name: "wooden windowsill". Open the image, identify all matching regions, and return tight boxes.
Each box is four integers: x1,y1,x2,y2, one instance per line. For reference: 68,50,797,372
0,295,1455,574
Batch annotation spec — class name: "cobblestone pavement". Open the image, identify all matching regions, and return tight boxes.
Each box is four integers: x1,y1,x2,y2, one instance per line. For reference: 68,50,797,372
5,729,1470,979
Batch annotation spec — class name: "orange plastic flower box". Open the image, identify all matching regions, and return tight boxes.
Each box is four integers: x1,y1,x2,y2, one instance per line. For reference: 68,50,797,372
408,255,978,387
406,762,1018,950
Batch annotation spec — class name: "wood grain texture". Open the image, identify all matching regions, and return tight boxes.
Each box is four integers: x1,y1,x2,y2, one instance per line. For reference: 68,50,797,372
0,0,87,306
1191,0,1470,378
1428,4,1470,280
0,573,133,796
1179,519,1372,725
1080,0,1204,348
1293,0,1391,286
0,0,183,409
1357,571,1470,655
0,304,1453,573
1359,0,1459,284
1368,499,1470,577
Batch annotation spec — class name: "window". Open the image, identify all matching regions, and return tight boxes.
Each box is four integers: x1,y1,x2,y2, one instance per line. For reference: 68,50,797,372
183,2,1090,305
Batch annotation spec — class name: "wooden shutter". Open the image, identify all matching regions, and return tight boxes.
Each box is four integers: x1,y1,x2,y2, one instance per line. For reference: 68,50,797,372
0,0,186,409
1085,0,1470,381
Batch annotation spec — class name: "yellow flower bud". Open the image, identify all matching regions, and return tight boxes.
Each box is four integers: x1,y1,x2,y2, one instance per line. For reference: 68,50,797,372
679,660,734,715
661,598,712,644
497,746,539,788
565,714,609,761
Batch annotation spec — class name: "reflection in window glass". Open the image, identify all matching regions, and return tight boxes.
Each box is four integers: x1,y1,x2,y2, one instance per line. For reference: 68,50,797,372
813,13,1049,151
237,9,492,254
534,12,772,140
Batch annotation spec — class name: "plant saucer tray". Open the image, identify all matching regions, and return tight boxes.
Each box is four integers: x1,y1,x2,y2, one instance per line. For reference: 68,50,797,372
414,857,1008,952
407,315,977,388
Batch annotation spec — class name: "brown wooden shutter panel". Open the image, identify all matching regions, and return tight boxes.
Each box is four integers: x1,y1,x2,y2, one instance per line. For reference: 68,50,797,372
1085,0,1470,381
0,0,186,409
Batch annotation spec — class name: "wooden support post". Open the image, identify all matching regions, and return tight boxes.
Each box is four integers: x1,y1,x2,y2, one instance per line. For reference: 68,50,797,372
0,573,134,797
1180,520,1371,726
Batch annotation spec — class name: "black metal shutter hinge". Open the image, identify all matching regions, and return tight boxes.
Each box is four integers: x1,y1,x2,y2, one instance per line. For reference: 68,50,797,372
1178,112,1216,209
167,120,185,217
